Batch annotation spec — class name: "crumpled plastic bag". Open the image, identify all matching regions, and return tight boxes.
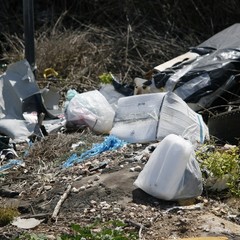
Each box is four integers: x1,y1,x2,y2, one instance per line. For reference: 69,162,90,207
134,134,203,200
65,90,115,134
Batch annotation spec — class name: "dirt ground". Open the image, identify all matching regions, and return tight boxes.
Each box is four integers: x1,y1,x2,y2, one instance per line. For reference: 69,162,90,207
0,131,240,240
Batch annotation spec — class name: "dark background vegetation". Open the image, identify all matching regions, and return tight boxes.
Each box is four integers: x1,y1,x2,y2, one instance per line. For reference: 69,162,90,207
1,0,240,38
1,0,240,89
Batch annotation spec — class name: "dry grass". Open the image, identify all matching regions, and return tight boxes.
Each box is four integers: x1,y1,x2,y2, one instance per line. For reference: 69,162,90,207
25,130,104,164
2,1,239,92
1,21,200,94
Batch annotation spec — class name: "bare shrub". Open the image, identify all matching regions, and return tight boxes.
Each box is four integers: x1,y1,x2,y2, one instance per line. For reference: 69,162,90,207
1,20,200,91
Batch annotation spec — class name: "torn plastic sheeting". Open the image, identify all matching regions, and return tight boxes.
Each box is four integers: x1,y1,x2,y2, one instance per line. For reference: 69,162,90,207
157,92,209,144
198,23,240,50
147,23,240,111
0,159,24,172
0,60,39,121
0,119,35,141
41,86,60,111
62,135,127,168
0,60,64,142
99,84,125,111
168,49,239,106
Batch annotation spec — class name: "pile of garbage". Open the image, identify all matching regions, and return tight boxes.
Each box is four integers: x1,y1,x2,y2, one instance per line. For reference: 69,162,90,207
0,24,239,202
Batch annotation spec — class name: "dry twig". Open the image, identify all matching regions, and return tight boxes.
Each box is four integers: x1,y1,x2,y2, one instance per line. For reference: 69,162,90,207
51,184,72,221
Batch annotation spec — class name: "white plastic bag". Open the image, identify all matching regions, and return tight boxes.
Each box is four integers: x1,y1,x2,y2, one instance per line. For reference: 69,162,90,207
134,134,203,200
66,90,115,133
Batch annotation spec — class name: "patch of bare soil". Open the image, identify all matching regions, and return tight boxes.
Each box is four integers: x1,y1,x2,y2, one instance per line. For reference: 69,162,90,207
0,130,240,240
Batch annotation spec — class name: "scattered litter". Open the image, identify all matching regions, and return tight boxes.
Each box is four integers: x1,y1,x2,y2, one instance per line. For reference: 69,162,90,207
0,159,24,172
88,161,108,172
129,166,142,172
43,68,58,80
0,148,18,160
164,203,204,213
137,23,240,112
11,217,43,229
0,60,64,142
64,89,79,109
71,141,86,151
66,89,79,101
62,135,127,168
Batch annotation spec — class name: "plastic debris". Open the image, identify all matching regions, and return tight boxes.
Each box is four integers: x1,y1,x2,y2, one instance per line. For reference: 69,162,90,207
12,217,43,229
0,60,64,142
111,92,209,144
139,24,240,112
164,203,204,213
134,134,203,200
71,141,85,151
0,148,18,160
62,135,127,168
66,89,79,102
65,90,115,133
0,159,24,172
43,68,58,80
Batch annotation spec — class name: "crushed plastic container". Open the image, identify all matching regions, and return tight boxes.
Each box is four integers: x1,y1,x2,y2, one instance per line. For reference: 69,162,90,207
134,134,202,200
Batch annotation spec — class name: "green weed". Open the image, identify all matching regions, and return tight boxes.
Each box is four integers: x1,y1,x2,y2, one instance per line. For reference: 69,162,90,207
61,220,138,240
16,220,138,240
197,145,240,196
99,73,113,84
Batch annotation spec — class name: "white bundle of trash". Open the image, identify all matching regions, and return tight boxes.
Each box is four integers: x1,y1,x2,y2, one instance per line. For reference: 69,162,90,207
110,91,209,145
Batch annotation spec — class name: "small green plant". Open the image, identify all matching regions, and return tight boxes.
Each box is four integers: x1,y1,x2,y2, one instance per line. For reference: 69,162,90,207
197,145,240,196
99,73,113,84
15,220,136,240
61,220,138,240
0,207,19,227
16,233,49,240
